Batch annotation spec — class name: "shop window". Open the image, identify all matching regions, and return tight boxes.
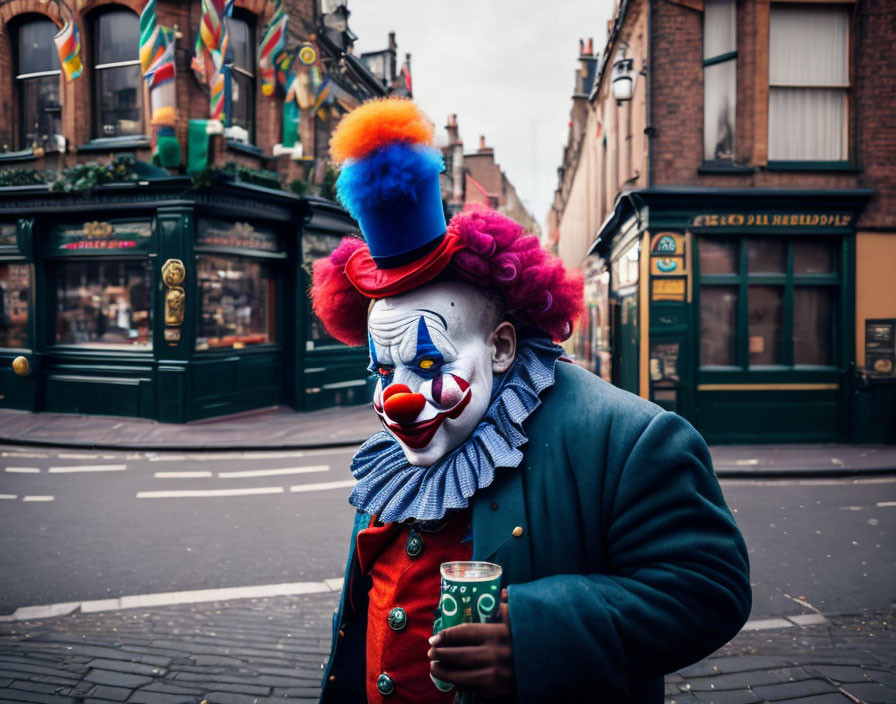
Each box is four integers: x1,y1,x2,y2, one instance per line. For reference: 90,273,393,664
197,256,275,350
92,8,144,138
703,0,736,162
14,17,62,151
55,260,152,349
700,286,738,366
0,263,31,349
229,14,255,140
698,237,840,369
302,232,357,347
768,6,849,162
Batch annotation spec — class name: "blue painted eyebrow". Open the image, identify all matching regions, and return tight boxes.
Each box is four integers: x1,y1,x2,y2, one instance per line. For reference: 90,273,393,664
413,316,445,368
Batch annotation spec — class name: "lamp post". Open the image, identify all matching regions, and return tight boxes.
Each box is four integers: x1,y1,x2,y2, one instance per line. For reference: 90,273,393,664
611,45,636,104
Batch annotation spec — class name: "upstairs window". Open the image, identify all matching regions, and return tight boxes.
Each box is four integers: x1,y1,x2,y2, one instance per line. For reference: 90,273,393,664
15,17,62,151
229,14,255,140
703,0,736,162
768,6,849,162
92,9,143,138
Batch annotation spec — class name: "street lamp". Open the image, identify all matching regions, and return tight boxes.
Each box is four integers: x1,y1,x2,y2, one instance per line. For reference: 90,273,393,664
611,45,636,104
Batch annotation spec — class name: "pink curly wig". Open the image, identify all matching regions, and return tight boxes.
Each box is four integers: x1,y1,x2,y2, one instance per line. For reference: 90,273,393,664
310,206,584,346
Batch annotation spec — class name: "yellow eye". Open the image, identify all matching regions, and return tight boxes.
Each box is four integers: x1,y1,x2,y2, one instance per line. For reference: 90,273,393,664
419,359,435,370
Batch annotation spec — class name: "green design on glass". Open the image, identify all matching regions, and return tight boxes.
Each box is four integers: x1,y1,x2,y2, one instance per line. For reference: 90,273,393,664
431,561,503,696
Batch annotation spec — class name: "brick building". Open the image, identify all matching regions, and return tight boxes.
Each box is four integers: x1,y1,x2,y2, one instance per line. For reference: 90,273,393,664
440,114,540,235
0,0,407,421
549,0,895,443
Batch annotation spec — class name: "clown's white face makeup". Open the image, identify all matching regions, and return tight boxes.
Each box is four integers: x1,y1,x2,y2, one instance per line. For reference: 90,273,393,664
367,281,515,467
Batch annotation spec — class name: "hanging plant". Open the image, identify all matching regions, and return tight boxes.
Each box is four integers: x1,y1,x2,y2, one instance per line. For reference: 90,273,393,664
0,168,47,187
50,155,139,193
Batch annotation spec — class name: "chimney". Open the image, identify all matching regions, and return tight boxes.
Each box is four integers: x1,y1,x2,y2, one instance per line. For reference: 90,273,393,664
388,31,397,52
587,37,593,55
445,114,459,145
579,39,584,56
478,135,492,153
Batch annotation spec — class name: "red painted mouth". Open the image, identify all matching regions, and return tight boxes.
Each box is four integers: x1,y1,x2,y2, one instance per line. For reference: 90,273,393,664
379,391,472,450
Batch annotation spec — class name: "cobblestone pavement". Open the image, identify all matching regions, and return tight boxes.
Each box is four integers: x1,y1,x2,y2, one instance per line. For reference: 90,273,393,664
0,593,893,703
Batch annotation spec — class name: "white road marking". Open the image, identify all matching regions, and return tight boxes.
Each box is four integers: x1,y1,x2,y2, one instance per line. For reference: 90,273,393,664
153,471,214,479
4,467,40,473
734,459,759,466
0,579,347,621
48,464,127,474
1,451,48,459
740,618,793,631
218,465,330,479
875,501,896,508
22,496,54,502
144,447,353,462
721,476,896,487
0,494,17,500
57,452,116,460
788,613,829,626
289,479,357,493
137,487,284,499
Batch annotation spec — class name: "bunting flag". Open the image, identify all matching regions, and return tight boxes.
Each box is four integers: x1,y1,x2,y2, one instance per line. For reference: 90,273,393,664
191,0,233,122
53,11,82,80
258,0,288,97
140,1,180,167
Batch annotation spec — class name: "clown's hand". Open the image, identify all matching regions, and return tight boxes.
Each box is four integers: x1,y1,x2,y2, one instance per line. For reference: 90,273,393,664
428,600,514,698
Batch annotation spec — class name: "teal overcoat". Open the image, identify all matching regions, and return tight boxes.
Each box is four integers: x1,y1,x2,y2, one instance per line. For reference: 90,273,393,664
320,362,751,703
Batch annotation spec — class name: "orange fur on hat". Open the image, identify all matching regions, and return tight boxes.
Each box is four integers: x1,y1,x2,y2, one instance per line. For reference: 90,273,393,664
329,98,434,163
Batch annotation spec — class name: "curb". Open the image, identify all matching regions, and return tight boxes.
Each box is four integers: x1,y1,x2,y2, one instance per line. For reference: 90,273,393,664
714,465,896,479
0,435,372,453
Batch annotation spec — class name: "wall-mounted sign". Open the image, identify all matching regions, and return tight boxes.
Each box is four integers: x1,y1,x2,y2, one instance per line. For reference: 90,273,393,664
865,319,896,377
691,212,853,229
651,278,686,302
651,257,684,275
50,220,152,254
197,219,279,252
650,233,687,277
651,232,684,255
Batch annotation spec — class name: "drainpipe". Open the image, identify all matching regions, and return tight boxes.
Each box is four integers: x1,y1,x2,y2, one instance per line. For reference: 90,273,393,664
647,0,655,187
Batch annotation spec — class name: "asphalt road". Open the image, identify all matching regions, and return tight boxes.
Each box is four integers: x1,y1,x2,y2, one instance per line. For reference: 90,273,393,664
0,444,893,621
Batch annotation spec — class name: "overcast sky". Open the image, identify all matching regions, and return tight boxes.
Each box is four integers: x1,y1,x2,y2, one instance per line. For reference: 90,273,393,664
349,0,617,232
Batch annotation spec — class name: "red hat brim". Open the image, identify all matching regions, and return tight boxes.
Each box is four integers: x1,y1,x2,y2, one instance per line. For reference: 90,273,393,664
344,232,466,299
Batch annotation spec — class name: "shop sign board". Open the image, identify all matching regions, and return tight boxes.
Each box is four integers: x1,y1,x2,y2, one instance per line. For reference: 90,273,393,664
651,278,686,301
197,219,279,252
865,319,896,377
691,212,853,230
50,220,152,254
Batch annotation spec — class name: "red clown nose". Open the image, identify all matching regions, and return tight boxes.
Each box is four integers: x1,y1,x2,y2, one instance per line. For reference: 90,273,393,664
382,383,426,424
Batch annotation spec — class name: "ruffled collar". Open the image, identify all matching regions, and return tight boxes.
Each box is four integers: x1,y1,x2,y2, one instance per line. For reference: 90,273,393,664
348,335,563,523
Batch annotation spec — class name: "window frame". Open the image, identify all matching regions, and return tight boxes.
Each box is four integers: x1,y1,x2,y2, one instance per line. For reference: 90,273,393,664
702,0,738,165
13,15,62,152
696,234,847,376
90,6,145,141
765,3,852,167
227,12,256,143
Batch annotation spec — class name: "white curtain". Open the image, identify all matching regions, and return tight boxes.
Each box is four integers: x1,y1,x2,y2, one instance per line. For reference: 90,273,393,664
703,0,737,160
768,7,848,161
704,0,736,59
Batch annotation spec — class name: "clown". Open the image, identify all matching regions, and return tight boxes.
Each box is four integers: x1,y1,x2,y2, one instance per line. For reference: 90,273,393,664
314,100,750,703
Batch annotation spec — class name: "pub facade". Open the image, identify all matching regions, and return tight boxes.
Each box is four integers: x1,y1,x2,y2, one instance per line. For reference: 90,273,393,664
549,0,895,443
0,0,398,421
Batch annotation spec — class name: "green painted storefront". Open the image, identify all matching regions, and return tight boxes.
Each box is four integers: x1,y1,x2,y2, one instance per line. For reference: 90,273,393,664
0,175,369,422
583,187,895,444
